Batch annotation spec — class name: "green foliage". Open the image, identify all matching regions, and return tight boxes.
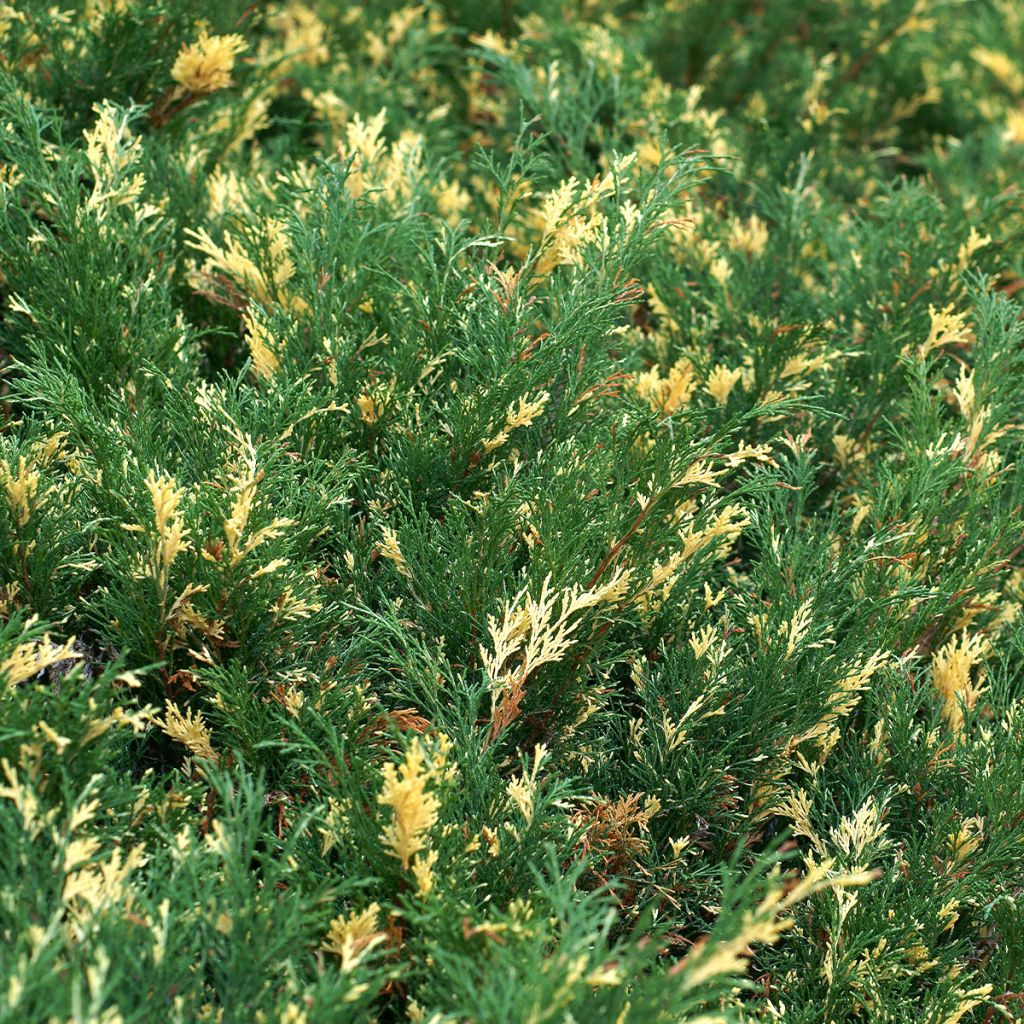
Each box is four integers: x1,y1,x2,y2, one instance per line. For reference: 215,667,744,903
1,1,1024,1021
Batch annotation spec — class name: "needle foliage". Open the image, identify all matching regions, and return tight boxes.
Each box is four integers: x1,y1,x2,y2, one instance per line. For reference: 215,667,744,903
2,2,1024,1022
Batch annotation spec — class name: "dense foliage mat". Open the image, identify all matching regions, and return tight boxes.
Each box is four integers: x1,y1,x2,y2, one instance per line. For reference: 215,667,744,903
2,2,1024,1021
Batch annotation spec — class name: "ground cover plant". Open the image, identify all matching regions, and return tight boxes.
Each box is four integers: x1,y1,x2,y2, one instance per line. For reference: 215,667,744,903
2,1,1024,1021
